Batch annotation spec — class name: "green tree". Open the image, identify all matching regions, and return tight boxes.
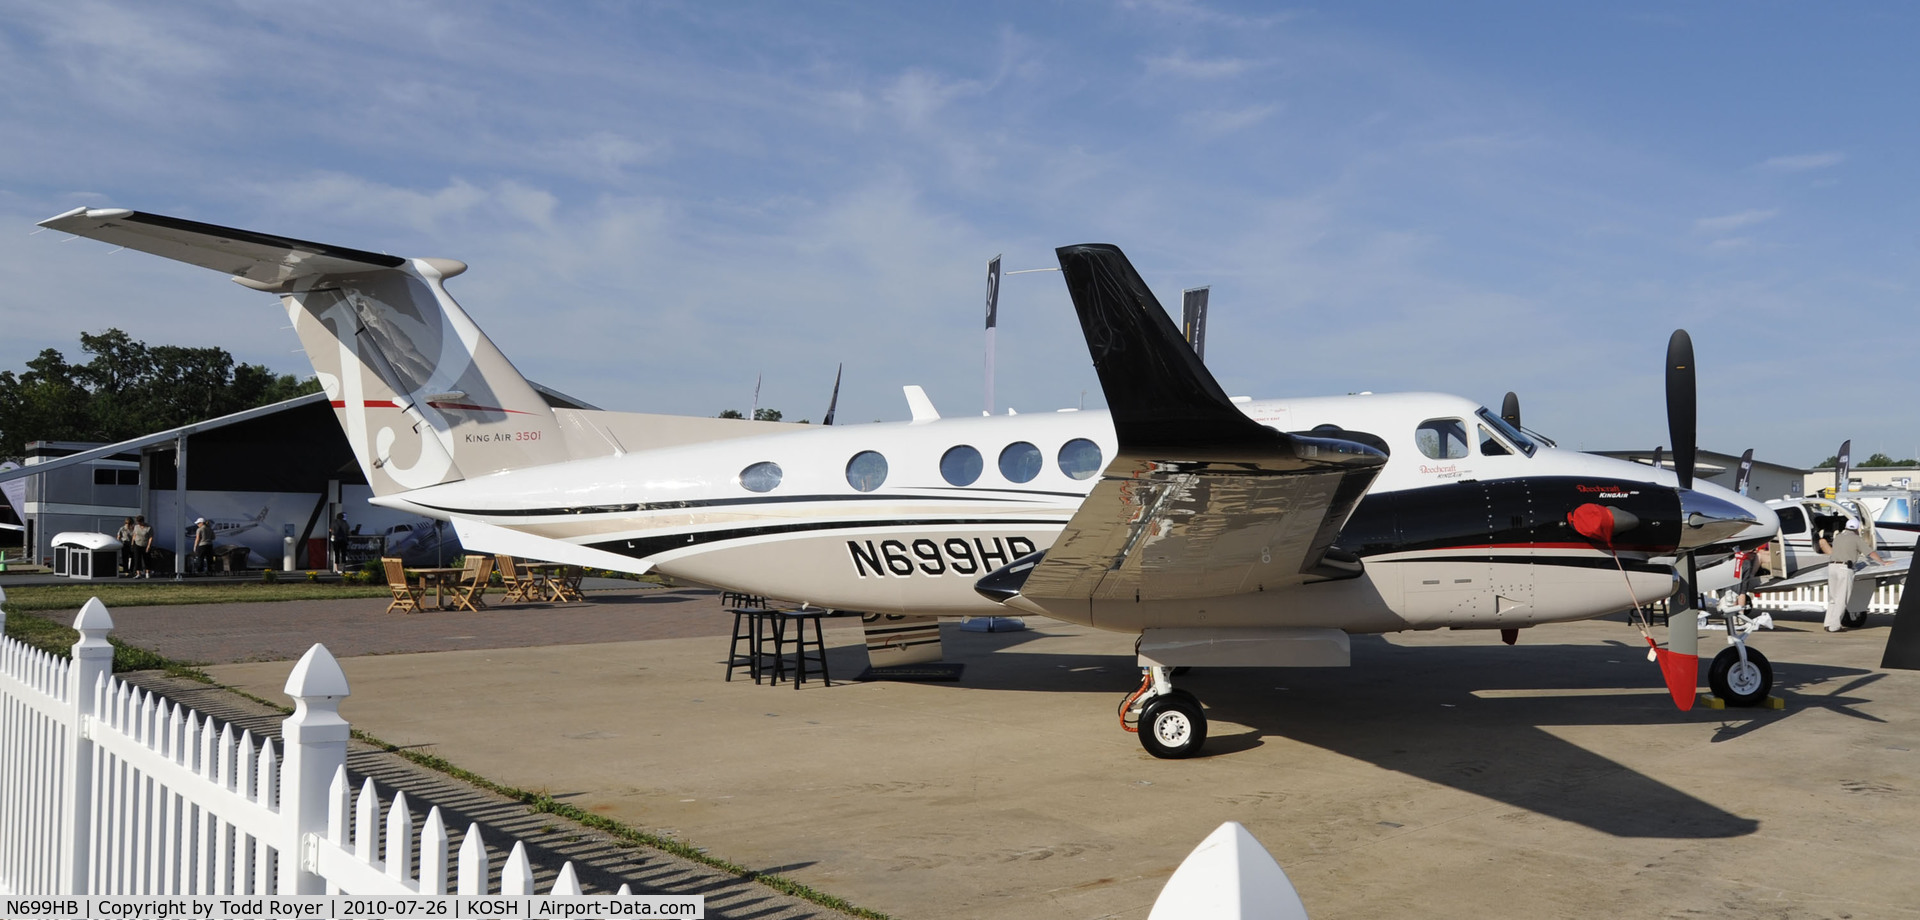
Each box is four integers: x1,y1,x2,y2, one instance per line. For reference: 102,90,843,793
717,409,745,419
753,408,783,422
1818,452,1920,468
0,329,320,459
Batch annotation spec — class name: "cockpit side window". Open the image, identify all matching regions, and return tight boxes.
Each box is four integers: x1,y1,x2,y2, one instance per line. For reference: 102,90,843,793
1415,418,1470,460
1478,426,1511,456
1475,408,1536,457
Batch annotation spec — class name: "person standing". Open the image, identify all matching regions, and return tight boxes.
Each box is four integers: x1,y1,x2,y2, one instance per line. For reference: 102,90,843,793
115,516,135,576
1825,518,1887,632
129,515,154,578
193,517,216,576
330,512,350,573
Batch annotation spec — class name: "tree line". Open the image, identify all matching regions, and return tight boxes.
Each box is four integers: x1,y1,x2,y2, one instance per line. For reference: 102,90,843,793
0,329,320,459
1815,452,1918,469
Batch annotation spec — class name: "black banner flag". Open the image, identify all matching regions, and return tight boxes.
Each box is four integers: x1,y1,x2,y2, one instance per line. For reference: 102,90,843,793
985,256,1001,330
1181,286,1209,362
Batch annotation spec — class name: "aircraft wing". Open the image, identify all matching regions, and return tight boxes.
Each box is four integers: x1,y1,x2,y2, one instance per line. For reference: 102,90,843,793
979,245,1385,605
38,207,407,287
1758,557,1910,594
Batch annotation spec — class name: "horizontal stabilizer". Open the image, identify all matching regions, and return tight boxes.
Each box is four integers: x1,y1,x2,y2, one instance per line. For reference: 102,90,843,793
38,207,408,288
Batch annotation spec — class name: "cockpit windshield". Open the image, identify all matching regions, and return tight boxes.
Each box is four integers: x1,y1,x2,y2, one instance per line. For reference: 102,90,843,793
1475,408,1537,457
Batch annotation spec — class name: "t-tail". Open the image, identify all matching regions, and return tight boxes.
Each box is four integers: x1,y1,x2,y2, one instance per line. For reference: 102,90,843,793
38,208,569,496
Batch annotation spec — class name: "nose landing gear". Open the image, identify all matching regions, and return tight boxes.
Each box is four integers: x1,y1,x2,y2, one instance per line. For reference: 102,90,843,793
1122,666,1208,758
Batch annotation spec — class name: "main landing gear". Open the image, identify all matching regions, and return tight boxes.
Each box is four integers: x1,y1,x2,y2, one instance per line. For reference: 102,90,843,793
1122,666,1208,759
1707,604,1773,707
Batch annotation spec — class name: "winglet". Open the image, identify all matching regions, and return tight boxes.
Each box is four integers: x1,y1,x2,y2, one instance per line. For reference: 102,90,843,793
1053,243,1384,469
1055,244,1274,451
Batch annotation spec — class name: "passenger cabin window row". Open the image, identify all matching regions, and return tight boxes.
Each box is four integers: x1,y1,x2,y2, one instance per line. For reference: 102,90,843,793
736,438,1106,493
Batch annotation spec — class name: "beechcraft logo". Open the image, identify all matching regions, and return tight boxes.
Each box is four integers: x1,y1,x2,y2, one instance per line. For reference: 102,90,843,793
1576,484,1635,498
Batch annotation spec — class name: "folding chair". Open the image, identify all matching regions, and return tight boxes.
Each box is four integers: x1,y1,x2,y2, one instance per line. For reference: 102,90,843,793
448,554,493,612
495,554,534,603
382,557,425,614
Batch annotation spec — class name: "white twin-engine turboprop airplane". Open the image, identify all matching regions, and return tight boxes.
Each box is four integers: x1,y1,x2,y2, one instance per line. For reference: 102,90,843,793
41,207,1778,758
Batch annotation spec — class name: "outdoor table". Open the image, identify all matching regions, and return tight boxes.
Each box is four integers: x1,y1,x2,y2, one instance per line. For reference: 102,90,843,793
405,567,465,609
524,563,585,602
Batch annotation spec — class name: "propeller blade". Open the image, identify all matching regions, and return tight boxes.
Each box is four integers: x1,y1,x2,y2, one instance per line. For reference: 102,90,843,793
1881,566,1920,670
1665,330,1697,490
1500,391,1521,429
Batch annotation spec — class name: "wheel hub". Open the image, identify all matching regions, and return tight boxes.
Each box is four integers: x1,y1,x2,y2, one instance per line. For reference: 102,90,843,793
1153,710,1192,746
1728,661,1763,696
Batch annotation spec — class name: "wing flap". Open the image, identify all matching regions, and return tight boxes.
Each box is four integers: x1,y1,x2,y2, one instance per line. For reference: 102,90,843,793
39,207,405,286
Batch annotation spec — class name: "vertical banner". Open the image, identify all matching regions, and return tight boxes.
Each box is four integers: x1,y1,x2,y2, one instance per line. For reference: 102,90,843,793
1181,286,1210,363
985,255,1001,416
1735,448,1754,496
823,363,842,426
1835,439,1851,495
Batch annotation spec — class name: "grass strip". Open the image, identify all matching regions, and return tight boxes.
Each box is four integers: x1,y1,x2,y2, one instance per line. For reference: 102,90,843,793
2,607,212,678
0,582,390,613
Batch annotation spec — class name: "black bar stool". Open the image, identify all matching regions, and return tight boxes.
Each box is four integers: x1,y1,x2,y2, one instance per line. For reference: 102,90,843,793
770,610,832,688
723,593,770,682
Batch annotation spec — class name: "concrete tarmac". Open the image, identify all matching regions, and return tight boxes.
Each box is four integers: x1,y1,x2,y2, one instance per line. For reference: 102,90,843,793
151,591,1920,920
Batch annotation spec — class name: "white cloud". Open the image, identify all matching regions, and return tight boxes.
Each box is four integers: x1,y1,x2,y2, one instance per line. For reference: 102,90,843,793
1757,151,1845,172
1145,52,1267,79
1182,104,1280,135
1692,209,1777,235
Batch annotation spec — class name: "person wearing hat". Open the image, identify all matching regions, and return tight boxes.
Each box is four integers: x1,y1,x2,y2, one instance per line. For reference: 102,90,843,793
1825,517,1886,632
192,516,216,576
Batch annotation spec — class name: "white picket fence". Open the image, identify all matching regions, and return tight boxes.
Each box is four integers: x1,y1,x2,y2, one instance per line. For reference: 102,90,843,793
1750,579,1904,614
0,592,618,897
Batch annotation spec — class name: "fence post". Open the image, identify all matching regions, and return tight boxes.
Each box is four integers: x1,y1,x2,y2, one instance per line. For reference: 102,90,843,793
279,644,350,894
62,598,115,895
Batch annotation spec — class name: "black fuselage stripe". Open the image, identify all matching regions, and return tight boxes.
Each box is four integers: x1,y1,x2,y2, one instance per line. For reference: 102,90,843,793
418,491,1080,517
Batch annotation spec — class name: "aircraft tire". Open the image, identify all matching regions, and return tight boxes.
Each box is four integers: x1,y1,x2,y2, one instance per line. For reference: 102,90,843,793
1139,693,1207,759
1708,646,1772,707
1841,608,1869,629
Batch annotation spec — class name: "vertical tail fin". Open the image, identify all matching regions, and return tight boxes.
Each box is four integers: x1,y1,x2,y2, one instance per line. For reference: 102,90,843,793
38,208,570,495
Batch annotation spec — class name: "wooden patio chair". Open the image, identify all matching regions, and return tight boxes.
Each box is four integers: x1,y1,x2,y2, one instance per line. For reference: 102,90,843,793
495,554,534,603
448,554,493,612
382,557,425,614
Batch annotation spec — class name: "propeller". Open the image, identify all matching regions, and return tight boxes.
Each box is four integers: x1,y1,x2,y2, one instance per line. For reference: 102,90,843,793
1660,329,1699,708
1500,391,1521,429
1665,330,1696,490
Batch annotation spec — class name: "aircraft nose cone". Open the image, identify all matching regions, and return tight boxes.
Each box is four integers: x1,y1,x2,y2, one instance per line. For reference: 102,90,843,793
1676,489,1763,550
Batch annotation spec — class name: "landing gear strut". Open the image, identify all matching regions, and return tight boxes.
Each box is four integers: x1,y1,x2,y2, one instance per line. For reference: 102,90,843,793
1122,666,1208,759
1708,605,1772,706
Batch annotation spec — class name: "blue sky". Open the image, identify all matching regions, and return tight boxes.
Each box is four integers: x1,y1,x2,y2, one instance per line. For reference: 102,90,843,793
1,1,1913,466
